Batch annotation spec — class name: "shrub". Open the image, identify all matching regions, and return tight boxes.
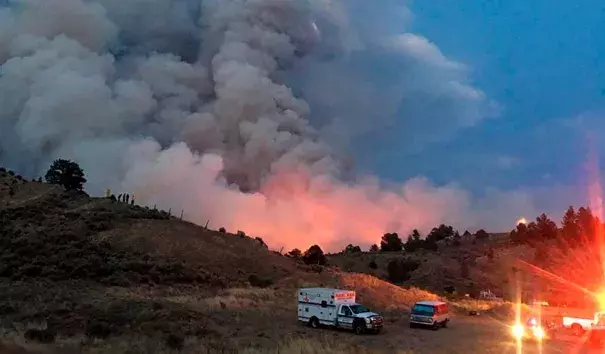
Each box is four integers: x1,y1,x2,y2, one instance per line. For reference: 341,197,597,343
248,274,273,288
237,230,246,238
368,260,378,269
8,170,14,176
165,333,185,351
475,229,490,240
369,244,379,252
255,237,268,248
343,244,362,253
444,285,456,294
487,248,495,262
0,167,5,173
386,258,420,283
218,227,226,233
286,248,302,259
85,320,112,339
24,328,57,343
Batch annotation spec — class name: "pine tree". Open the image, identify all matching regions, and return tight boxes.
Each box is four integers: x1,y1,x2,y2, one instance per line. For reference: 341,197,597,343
561,206,579,246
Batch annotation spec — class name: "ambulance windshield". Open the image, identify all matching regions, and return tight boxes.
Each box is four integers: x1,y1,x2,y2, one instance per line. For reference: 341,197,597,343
349,304,370,314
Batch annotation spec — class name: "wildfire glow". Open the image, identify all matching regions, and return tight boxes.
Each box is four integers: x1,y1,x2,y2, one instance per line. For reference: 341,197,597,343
516,217,527,225
596,289,605,311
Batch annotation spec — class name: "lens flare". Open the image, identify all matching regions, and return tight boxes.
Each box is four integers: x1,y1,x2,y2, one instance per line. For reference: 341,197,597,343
512,323,525,339
533,326,545,340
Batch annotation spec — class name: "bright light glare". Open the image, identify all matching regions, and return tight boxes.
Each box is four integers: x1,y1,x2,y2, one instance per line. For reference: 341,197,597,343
532,326,545,340
596,289,605,310
516,217,527,225
512,323,525,339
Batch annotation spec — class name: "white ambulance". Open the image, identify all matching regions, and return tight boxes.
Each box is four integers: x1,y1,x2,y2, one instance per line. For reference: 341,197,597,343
297,288,384,334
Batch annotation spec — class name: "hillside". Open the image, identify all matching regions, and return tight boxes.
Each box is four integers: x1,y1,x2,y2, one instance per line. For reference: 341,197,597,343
329,234,602,313
4,169,494,353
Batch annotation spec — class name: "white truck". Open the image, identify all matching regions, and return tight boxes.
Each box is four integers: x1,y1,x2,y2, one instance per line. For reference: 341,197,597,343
297,288,384,334
562,311,605,336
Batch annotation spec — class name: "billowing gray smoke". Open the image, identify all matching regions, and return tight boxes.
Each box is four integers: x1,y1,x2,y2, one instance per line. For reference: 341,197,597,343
0,0,519,251
0,0,333,190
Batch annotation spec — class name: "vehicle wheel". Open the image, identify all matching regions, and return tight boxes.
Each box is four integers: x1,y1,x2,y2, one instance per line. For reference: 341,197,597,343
571,323,584,336
309,317,319,329
409,323,416,329
353,322,365,335
374,327,382,334
432,322,440,331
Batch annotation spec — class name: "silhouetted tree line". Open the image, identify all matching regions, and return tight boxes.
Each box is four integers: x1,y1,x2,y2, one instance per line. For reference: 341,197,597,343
343,225,492,254
509,206,603,248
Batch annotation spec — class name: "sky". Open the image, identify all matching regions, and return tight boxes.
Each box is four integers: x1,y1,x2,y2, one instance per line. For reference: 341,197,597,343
333,0,605,219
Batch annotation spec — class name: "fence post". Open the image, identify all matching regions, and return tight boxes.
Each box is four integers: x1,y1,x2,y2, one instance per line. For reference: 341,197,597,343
180,210,184,220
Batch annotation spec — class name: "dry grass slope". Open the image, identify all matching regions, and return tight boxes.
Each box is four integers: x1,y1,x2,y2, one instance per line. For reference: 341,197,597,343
0,169,525,353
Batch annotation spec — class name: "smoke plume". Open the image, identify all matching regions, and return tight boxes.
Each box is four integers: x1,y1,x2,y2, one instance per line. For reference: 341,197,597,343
0,0,531,251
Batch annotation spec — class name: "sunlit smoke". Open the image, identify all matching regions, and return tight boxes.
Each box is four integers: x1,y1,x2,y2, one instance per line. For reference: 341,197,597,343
0,0,514,251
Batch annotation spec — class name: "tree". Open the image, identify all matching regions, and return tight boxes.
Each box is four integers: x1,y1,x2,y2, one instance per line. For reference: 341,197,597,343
426,224,455,243
475,229,490,240
380,233,403,252
453,231,461,246
369,244,379,252
286,248,302,259
404,229,423,252
535,213,558,241
561,206,579,245
422,238,439,251
45,159,86,191
577,207,596,244
343,244,362,253
510,221,538,245
302,245,326,265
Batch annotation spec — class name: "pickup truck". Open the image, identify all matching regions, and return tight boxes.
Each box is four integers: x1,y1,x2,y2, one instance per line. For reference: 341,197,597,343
562,311,605,336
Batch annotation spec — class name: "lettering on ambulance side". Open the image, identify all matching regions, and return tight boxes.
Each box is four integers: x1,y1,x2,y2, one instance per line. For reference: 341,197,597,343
337,306,354,327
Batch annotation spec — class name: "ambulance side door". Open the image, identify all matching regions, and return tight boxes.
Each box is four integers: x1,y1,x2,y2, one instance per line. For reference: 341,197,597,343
337,305,354,329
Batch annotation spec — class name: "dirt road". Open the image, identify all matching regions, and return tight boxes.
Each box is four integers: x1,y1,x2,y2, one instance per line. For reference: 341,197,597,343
300,315,601,353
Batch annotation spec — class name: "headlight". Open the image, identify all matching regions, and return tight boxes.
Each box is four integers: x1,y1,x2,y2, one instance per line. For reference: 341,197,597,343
365,318,371,324
533,326,545,340
512,324,525,339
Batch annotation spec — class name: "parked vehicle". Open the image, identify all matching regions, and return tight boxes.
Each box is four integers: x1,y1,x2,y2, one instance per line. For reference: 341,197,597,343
562,311,605,336
297,288,384,334
409,301,450,330
587,324,605,347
